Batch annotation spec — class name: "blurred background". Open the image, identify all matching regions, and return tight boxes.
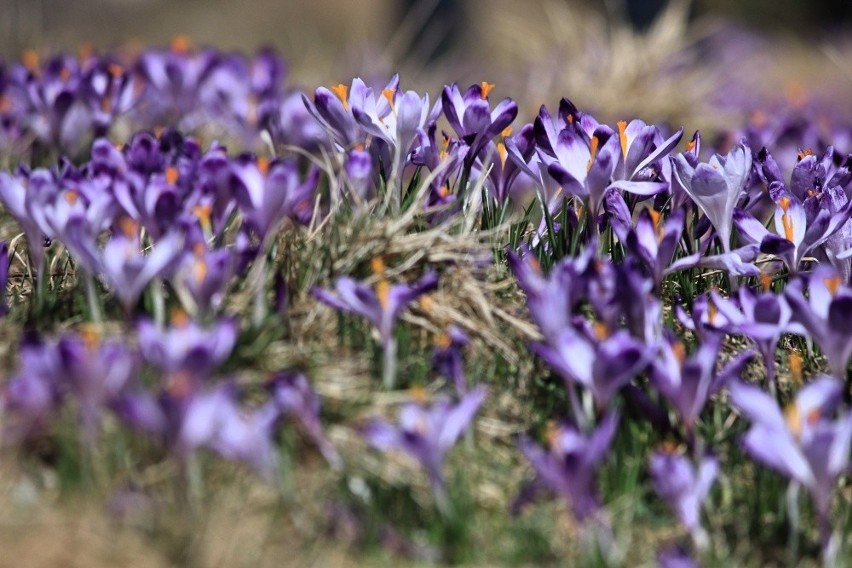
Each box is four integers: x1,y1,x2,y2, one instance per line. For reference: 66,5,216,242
2,0,852,129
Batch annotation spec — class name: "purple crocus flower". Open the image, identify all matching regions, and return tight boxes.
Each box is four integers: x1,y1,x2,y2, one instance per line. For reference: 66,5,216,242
138,314,237,379
729,377,852,552
432,325,470,395
362,386,487,512
518,410,619,522
784,266,852,379
441,82,518,169
671,141,752,252
649,449,718,547
0,168,57,270
267,371,341,468
100,225,183,312
312,267,439,389
708,285,801,394
734,182,852,276
230,156,319,240
177,383,280,481
531,326,649,409
605,194,695,291
651,332,754,434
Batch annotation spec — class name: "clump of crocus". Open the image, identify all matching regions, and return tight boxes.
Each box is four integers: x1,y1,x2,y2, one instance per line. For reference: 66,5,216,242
729,376,852,558
362,386,486,513
312,260,438,389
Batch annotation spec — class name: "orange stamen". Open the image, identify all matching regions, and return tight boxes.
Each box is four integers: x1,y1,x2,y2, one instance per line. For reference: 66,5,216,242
167,371,193,398
593,321,609,341
501,126,513,138
497,142,507,167
784,403,802,439
545,420,560,449
617,120,629,159
685,139,696,153
165,166,179,185
22,49,39,72
107,63,124,78
59,66,71,83
480,82,495,99
64,190,79,205
170,35,191,54
370,257,386,275
79,323,101,351
672,341,687,364
824,275,842,296
331,84,349,110
409,385,428,403
100,96,113,113
376,279,390,310
586,135,600,172
419,295,434,313
118,217,138,238
194,257,208,284
438,185,451,198
789,351,804,385
171,308,190,328
707,299,718,326
797,149,814,161
257,157,270,175
759,273,773,292
778,197,795,242
382,88,395,110
0,96,11,113
807,408,821,426
435,332,452,349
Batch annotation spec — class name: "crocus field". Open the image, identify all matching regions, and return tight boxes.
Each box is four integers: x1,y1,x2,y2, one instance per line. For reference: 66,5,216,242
1,27,852,568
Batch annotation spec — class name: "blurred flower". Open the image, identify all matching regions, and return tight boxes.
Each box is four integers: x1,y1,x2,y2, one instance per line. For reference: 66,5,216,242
649,449,717,547
729,376,852,552
517,410,619,521
362,386,487,512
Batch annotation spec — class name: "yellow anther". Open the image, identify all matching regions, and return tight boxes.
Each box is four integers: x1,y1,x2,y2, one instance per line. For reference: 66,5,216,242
707,299,718,326
789,351,804,385
170,35,191,54
118,216,139,238
685,139,696,153
777,197,795,242
659,440,681,455
797,149,814,161
784,403,803,439
501,126,513,138
438,185,451,198
586,135,600,172
370,256,386,275
617,120,629,159
193,257,208,284
165,166,179,185
257,157,270,175
409,385,428,403
21,49,39,72
382,88,395,110
497,142,507,167
527,256,542,274
648,208,663,239
170,308,190,328
192,204,212,233
593,321,609,341
64,190,79,205
824,275,842,296
759,273,773,292
435,332,452,349
672,341,687,364
59,66,71,83
480,82,495,99
375,279,390,310
331,84,349,110
750,110,767,127
107,63,124,78
79,323,101,351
